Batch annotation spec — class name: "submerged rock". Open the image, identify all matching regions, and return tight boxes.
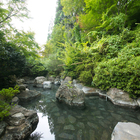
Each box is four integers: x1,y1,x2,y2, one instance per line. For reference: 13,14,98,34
64,125,75,131
58,133,74,140
111,122,140,140
107,88,138,108
0,105,39,140
56,83,85,107
68,115,76,124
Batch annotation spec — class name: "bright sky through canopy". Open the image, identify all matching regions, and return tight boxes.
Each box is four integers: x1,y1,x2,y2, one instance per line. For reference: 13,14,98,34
12,0,58,46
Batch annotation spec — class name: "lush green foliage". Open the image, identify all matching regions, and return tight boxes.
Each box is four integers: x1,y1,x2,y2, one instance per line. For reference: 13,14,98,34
0,0,42,88
0,85,19,121
44,0,140,98
0,85,19,102
0,100,11,121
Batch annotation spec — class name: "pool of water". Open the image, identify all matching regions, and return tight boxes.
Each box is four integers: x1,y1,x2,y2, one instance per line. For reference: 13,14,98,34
22,84,140,140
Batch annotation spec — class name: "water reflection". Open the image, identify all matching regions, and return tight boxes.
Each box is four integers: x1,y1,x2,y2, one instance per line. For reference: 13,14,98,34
23,84,140,140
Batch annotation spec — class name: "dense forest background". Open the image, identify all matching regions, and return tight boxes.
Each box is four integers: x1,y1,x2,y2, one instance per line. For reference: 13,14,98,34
0,0,140,98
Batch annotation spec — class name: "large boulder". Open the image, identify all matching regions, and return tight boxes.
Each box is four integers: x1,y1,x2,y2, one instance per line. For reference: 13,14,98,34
56,83,85,107
0,105,39,140
33,76,47,87
48,76,55,84
17,90,41,103
111,122,140,140
43,81,52,89
107,88,138,108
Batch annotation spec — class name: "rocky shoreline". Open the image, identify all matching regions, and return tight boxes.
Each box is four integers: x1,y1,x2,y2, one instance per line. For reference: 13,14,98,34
1,76,140,140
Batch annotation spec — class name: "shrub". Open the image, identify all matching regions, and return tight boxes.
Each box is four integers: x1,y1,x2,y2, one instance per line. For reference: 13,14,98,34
0,85,19,102
79,71,92,85
93,55,140,98
0,85,19,120
0,100,11,121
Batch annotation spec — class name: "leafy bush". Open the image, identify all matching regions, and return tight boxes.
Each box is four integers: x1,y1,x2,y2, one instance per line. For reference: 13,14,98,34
0,45,26,89
67,71,77,79
79,71,92,85
0,100,11,121
0,85,19,102
0,85,19,120
93,55,140,98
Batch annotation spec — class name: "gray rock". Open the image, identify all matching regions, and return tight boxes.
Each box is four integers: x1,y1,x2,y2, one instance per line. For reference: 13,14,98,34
82,86,99,96
64,77,72,83
33,76,47,87
16,79,25,85
18,84,27,91
61,76,72,85
54,78,61,85
43,81,52,89
7,113,25,126
11,97,19,105
68,115,76,123
107,88,138,108
0,121,7,137
137,97,140,106
48,76,55,84
0,105,38,140
111,122,140,140
64,125,75,130
56,84,85,107
74,83,84,89
73,79,77,84
1,134,13,140
17,90,41,102
58,133,74,140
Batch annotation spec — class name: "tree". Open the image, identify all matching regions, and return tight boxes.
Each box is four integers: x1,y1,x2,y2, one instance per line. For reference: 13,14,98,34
9,30,40,58
0,0,29,28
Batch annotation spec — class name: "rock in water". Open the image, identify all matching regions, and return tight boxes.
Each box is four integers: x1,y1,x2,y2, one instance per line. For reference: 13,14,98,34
107,88,138,108
0,105,39,140
17,90,41,102
43,81,52,89
111,122,140,140
33,76,47,87
56,83,85,107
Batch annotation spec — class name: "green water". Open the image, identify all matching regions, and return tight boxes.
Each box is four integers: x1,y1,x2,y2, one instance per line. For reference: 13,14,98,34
22,84,140,140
